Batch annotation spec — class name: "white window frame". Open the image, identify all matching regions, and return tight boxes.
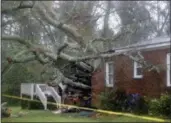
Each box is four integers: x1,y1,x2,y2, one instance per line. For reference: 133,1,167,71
133,61,143,79
105,62,114,87
166,53,171,87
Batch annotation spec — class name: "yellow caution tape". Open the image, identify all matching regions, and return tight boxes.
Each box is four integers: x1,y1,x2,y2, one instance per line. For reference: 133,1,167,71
2,94,170,122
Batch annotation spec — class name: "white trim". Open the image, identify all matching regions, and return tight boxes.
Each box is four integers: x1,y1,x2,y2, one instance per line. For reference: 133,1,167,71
133,61,143,79
166,53,171,87
115,43,170,54
114,36,170,53
105,62,114,87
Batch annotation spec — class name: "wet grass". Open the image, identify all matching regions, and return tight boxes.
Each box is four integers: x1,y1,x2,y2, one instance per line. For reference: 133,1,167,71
1,107,157,122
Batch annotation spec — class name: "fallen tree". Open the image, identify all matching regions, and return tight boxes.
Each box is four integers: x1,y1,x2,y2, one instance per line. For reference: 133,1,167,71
1,1,166,91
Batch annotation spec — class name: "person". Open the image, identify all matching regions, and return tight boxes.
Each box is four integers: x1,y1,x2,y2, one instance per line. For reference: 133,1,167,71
83,94,91,107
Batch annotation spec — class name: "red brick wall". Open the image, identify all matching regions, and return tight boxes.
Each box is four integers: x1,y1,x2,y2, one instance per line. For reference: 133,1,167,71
91,48,171,106
91,69,105,107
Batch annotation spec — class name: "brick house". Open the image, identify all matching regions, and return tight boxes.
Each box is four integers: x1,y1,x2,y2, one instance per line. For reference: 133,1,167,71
91,36,171,107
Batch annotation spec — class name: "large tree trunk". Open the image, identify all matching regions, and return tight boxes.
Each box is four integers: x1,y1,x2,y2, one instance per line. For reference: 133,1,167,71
102,1,112,38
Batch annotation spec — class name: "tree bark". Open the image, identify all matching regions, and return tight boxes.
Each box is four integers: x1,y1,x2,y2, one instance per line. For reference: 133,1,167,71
102,1,111,38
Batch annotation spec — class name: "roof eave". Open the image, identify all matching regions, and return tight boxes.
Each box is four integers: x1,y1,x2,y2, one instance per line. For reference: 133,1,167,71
115,42,171,53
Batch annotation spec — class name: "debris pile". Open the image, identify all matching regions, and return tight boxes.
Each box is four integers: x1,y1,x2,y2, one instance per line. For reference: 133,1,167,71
1,102,11,118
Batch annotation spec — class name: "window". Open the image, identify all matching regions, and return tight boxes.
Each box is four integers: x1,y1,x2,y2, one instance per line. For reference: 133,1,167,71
133,61,143,78
105,62,114,87
166,53,171,87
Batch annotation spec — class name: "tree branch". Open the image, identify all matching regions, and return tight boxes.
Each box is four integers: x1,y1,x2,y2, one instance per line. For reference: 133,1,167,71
1,15,27,27
2,1,35,15
2,35,163,73
2,36,50,64
47,67,90,89
2,36,32,48
33,14,58,47
63,77,90,89
57,44,68,56
123,52,160,73
59,51,122,62
157,11,170,36
90,30,130,43
2,50,35,76
36,2,86,49
8,55,36,63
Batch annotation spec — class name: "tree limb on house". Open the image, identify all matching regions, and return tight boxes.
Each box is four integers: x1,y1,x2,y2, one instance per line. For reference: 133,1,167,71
1,1,166,91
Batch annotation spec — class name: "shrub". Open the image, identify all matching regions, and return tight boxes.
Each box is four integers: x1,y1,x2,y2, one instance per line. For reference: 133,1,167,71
132,96,148,114
159,93,171,116
99,88,149,114
148,98,161,115
21,95,44,110
125,93,148,114
149,93,171,116
112,88,127,111
99,90,116,110
99,89,171,117
99,88,128,112
2,64,37,105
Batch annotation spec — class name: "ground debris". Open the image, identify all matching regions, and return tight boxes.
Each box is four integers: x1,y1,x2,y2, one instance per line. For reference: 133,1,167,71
52,110,62,114
11,111,29,118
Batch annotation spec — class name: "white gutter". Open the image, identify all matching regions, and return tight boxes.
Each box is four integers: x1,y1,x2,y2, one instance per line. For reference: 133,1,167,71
114,37,170,53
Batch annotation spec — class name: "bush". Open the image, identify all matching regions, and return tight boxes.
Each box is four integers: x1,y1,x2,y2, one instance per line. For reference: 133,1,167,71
132,96,148,114
149,93,171,116
100,89,171,117
2,64,36,105
21,95,44,110
125,93,148,114
99,88,148,114
99,90,116,110
149,98,161,115
112,88,127,111
100,88,128,112
160,93,171,116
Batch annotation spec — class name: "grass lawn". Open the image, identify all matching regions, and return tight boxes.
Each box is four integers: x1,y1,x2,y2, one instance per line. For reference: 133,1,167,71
1,107,158,122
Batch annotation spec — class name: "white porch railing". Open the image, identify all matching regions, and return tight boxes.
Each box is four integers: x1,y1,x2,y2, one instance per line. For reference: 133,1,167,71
21,83,34,99
21,83,62,110
36,84,47,110
47,86,61,108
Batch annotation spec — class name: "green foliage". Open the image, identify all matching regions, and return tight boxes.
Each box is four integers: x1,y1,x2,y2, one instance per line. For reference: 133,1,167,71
132,96,149,114
2,64,38,105
100,90,171,117
21,95,57,110
99,90,115,110
149,99,161,115
149,93,171,116
21,95,44,110
99,88,148,114
99,88,127,111
159,93,171,116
